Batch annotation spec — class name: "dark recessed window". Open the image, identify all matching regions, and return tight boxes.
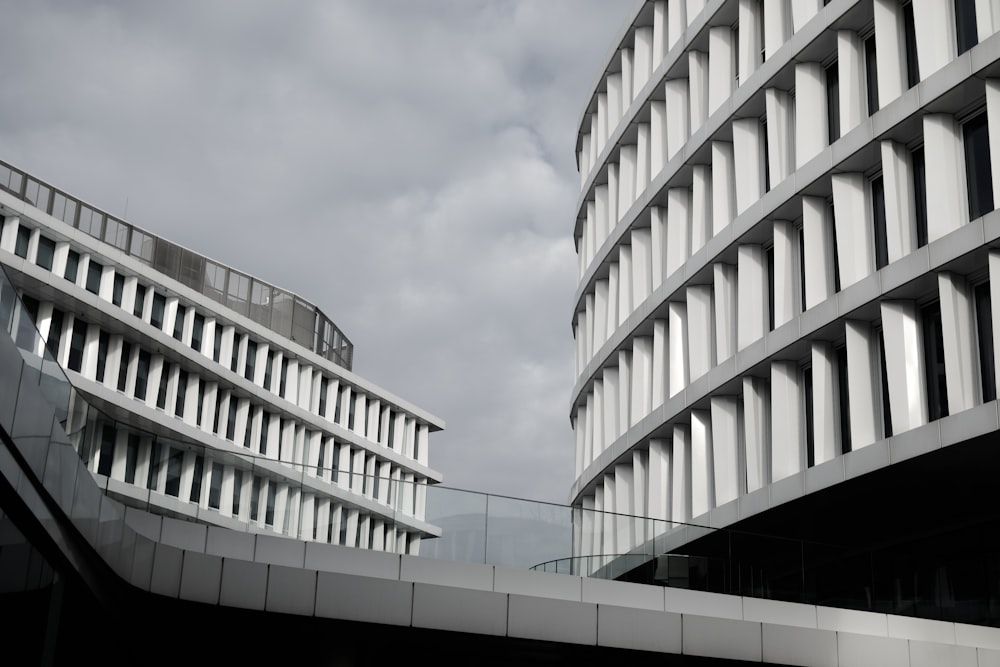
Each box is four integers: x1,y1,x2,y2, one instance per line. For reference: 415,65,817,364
86,260,103,295
826,61,840,143
67,319,86,372
922,301,949,421
912,145,928,247
45,308,63,359
877,327,893,437
209,462,224,510
150,292,165,329
232,469,243,515
64,249,80,283
133,284,146,318
226,398,237,441
836,345,852,453
279,356,288,397
97,424,115,477
14,225,29,259
165,447,183,497
191,313,204,352
173,304,186,341
964,113,994,220
804,365,815,467
197,379,205,426
96,330,109,383
865,33,878,114
956,0,979,55
766,244,775,331
175,369,188,417
213,326,222,363
118,342,132,393
872,174,889,269
976,281,996,402
112,272,125,307
319,377,329,416
135,350,151,401
250,476,262,521
125,434,139,484
156,362,169,409
263,349,275,390
903,2,919,87
189,455,204,503
245,340,257,381
36,236,55,270
146,442,161,491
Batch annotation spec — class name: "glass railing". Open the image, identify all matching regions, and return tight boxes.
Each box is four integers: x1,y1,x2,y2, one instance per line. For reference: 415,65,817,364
0,158,352,368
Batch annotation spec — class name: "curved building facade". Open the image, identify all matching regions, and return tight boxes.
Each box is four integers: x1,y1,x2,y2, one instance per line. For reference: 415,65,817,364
570,0,1000,582
0,157,443,554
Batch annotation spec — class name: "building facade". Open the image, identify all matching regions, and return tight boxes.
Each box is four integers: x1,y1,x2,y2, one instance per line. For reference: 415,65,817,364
570,0,1000,621
0,157,443,554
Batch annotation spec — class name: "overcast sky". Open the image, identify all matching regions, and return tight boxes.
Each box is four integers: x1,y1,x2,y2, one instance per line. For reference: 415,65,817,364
1,0,634,504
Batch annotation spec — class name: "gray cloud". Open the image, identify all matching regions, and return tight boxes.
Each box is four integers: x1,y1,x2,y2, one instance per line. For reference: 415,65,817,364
0,0,631,502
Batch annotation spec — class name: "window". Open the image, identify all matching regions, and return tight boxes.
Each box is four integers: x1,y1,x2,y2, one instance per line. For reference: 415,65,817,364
112,272,125,307
36,236,55,270
230,335,240,373
133,284,146,318
189,455,204,503
213,326,222,363
86,260,103,295
259,411,270,454
97,425,115,477
836,344,852,453
922,302,949,420
208,462,224,510
175,369,188,417
118,342,132,393
876,326,893,438
226,398,237,441
165,448,183,497
14,225,29,258
232,469,243,516
125,434,139,484
156,362,170,409
245,340,257,381
67,319,86,373
871,174,889,269
964,112,994,220
826,60,840,143
864,33,878,114
761,116,770,192
265,482,276,526
150,292,165,329
975,280,996,402
803,363,815,467
45,309,63,359
146,442,161,491
64,249,80,283
829,199,842,293
912,145,928,247
766,243,775,331
279,356,288,397
318,377,329,416
263,350,275,390
956,0,978,55
903,2,919,88
197,379,205,426
135,350,151,400
96,331,109,383
191,313,204,352
250,476,262,521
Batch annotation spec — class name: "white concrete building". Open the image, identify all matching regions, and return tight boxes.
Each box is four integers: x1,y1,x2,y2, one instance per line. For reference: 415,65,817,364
0,157,443,554
570,0,1000,615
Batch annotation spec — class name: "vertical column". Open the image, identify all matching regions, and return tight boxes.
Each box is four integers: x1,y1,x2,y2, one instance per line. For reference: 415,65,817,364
845,320,881,449
630,337,653,426
665,79,691,162
621,49,634,108
648,439,671,521
802,196,837,309
691,164,712,253
618,350,632,438
733,118,765,214
602,475,616,557
923,114,969,242
812,342,841,465
881,141,918,262
764,0,792,59
651,99,668,179
608,164,620,229
594,186,609,252
708,27,736,115
742,376,770,492
737,245,767,349
838,31,866,133
665,188,691,279
594,280,609,351
939,272,981,412
607,264,620,344
689,51,709,132
632,228,653,306
686,284,715,381
607,73,623,138
632,449,648,545
771,360,804,481
671,425,691,523
795,63,829,167
619,145,637,219
653,1,668,66
634,26,653,95
711,396,740,507
596,92,608,153
592,381,605,457
831,173,875,289
614,463,635,553
636,124,651,198
791,0,823,33
712,141,737,236
987,80,1000,203
668,0,687,50
651,206,667,289
765,89,795,185
880,301,929,432
714,263,738,362
618,245,633,325
874,0,908,106
604,367,620,449
773,221,801,328
738,0,762,83
977,0,1000,41
690,409,714,517
652,319,668,408
911,0,957,80
668,301,689,397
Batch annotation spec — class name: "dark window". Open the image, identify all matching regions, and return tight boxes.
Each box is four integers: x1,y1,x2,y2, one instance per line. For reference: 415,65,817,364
250,476,262,521
165,448,183,497
197,379,205,426
761,117,771,192
259,412,270,454
279,356,288,397
86,260,102,295
156,362,169,409
878,327,893,437
348,393,356,430
798,225,808,312
208,462,224,510
836,345,852,453
189,455,204,503
191,313,204,352
64,249,80,283
335,385,346,424
956,0,979,55
112,273,125,307
118,342,132,392
146,442,161,491
766,244,775,331
97,424,115,477
964,113,994,220
865,33,879,114
265,482,276,526
317,439,327,477
175,369,188,417
804,365,815,467
14,225,29,258
922,302,949,420
226,398,237,441
872,174,889,269
903,1,919,87
124,434,139,484
36,236,55,270
173,304,186,341
230,336,240,373
912,146,928,247
67,319,86,372
232,469,243,516
45,308,63,359
975,281,996,402
96,330,109,383
830,200,841,293
135,350,151,400
133,284,146,318
245,340,257,381
319,377,329,416
826,61,840,143
150,292,165,329
263,350,275,390
213,395,222,434
213,326,222,363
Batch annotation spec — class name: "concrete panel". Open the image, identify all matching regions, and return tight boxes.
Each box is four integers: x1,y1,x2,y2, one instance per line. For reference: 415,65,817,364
662,588,743,619
817,606,888,635
507,594,596,645
124,507,162,541
315,571,412,627
762,623,837,667
769,472,805,507
254,534,305,568
837,633,908,667
401,555,494,591
265,564,316,616
149,543,183,598
979,647,1000,666
160,516,207,552
597,605,682,653
219,558,268,611
683,614,762,662
130,535,156,591
206,526,255,560
305,541,400,579
581,577,663,610
940,402,1000,447
888,422,940,464
887,614,956,643
179,550,222,605
804,456,845,495
956,622,1000,649
493,567,582,601
844,440,890,480
908,640,976,667
411,583,507,636
739,486,770,519
743,597,817,628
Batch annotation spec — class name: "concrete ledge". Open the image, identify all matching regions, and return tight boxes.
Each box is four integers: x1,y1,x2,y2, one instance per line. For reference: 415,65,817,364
836,633,908,667
315,571,412,627
401,554,494,591
219,558,268,611
582,576,663,610
493,567,582,601
265,564,316,616
411,583,507,636
762,623,837,667
683,614,762,662
507,594,596,645
597,605,682,653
